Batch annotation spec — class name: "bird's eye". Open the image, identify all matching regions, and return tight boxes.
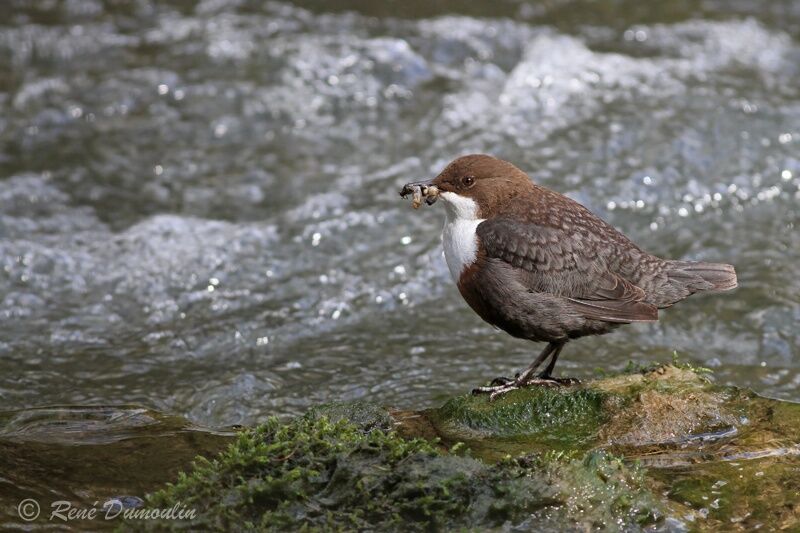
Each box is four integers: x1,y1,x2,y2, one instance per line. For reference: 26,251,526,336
461,175,475,187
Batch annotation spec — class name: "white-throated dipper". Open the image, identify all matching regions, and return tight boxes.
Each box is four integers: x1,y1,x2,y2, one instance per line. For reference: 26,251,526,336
400,154,737,399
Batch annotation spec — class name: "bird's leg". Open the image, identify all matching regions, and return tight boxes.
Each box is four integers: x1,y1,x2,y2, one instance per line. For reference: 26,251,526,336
515,342,559,383
536,343,580,385
472,343,560,398
536,345,560,379
485,345,557,387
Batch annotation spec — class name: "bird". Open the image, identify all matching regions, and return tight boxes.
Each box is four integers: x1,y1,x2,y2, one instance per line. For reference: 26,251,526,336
400,154,737,399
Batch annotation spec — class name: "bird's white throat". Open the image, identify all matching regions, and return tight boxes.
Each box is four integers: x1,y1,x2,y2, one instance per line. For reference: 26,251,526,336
440,192,485,282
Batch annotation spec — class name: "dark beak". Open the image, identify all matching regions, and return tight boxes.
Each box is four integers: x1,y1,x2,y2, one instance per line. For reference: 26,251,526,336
399,179,439,208
399,179,435,197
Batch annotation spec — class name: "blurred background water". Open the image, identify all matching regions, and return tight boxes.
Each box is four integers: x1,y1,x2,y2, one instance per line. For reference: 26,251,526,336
0,0,798,431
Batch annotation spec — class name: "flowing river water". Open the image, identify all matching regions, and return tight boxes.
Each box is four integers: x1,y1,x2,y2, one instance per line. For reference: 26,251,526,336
0,0,799,526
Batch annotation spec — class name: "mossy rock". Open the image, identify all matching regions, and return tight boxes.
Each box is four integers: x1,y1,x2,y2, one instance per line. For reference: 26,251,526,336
306,399,395,432
132,414,663,531
133,363,800,531
425,386,611,458
420,365,748,461
651,455,800,530
414,364,800,530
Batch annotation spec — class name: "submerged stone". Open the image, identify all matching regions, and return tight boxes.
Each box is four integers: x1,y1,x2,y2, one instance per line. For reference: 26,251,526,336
0,405,233,529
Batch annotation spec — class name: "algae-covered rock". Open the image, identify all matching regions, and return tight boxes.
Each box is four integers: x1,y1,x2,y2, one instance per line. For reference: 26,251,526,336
418,363,800,531
135,410,663,531
425,386,610,457
306,399,394,431
421,365,747,461
135,363,800,532
652,454,800,530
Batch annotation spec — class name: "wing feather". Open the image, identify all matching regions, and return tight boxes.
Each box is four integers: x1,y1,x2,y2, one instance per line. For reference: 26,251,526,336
477,217,657,323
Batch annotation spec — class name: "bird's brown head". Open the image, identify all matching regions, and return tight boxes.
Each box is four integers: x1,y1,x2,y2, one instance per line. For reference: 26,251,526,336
400,154,534,219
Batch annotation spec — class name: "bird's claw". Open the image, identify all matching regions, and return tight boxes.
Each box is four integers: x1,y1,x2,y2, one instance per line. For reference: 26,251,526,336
489,384,519,400
537,375,581,386
472,376,579,400
471,383,519,399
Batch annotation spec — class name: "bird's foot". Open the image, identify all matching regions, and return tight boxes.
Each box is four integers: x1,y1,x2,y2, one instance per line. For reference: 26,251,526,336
472,376,568,400
535,373,581,386
488,375,515,386
471,382,520,400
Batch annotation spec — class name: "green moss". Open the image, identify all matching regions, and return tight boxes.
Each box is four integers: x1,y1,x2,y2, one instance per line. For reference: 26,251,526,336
533,451,664,528
652,455,800,530
611,355,712,380
126,362,800,531
132,413,663,531
429,387,609,446
421,365,747,461
669,352,714,377
305,400,393,432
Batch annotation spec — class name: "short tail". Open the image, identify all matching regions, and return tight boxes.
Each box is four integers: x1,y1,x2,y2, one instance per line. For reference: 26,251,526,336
668,261,738,292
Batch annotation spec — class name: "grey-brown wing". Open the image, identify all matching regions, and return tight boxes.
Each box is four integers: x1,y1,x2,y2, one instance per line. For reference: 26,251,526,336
476,217,657,323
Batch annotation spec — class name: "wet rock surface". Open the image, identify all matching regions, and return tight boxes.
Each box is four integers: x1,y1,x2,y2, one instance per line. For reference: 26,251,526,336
1,0,799,429
133,408,663,531
419,365,744,459
113,365,800,531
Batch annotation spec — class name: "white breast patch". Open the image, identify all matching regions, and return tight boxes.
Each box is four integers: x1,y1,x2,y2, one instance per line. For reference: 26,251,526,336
439,192,485,282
